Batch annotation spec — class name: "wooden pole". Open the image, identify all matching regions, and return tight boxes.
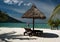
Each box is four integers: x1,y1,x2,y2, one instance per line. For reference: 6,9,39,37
33,17,34,30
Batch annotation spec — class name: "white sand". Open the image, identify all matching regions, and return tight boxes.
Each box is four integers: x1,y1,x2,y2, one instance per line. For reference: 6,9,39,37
0,27,60,42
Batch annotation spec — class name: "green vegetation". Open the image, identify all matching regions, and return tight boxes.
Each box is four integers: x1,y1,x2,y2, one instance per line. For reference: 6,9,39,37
0,10,24,23
0,11,8,21
48,4,60,29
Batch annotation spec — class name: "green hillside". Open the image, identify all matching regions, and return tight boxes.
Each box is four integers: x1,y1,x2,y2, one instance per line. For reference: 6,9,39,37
0,10,24,23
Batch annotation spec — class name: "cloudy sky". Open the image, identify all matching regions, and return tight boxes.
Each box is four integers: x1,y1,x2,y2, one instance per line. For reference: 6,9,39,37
0,0,60,23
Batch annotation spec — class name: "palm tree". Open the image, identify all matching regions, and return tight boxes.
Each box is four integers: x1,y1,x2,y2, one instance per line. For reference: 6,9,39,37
48,4,60,30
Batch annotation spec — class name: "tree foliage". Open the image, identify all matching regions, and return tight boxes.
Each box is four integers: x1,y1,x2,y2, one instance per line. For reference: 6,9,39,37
0,11,8,21
48,4,60,29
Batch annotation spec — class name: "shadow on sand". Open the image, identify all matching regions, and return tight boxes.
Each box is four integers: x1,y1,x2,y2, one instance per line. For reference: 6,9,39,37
37,33,59,38
0,32,36,42
0,31,59,42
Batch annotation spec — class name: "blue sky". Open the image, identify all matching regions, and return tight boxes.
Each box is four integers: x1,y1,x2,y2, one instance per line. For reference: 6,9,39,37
0,0,60,23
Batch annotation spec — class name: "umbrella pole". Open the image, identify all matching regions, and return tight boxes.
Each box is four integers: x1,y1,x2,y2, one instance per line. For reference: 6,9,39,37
33,17,34,30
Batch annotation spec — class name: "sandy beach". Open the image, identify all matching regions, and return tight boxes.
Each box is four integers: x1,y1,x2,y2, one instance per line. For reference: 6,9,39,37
0,27,60,42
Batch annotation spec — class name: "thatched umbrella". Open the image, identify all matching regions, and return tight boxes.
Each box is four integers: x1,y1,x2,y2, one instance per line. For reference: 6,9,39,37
22,4,46,30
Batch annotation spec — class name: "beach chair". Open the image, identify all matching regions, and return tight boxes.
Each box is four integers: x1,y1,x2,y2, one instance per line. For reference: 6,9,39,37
24,28,32,36
24,28,43,36
31,30,43,36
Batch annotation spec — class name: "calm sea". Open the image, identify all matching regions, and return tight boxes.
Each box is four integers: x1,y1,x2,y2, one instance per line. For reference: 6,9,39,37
0,23,60,29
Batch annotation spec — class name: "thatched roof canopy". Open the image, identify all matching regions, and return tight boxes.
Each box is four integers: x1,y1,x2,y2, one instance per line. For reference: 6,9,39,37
22,4,46,19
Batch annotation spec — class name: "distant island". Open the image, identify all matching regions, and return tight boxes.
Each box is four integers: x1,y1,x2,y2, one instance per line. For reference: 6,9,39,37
0,10,24,23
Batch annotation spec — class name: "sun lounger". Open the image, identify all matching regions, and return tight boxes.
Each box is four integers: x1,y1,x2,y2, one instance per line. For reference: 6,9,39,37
24,28,43,36
24,28,32,36
31,30,43,36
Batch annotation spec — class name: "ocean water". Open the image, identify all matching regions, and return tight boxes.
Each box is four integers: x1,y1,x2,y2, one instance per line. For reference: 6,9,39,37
0,23,50,28
0,23,60,29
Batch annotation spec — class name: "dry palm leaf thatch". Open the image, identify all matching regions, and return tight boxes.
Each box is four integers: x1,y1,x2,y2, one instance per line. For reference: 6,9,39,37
22,4,46,19
22,4,46,30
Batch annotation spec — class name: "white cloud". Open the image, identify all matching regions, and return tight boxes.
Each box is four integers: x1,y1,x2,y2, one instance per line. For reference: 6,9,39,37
18,1,23,6
4,0,19,4
4,0,32,6
27,3,32,6
24,2,32,6
4,0,12,4
4,0,10,3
